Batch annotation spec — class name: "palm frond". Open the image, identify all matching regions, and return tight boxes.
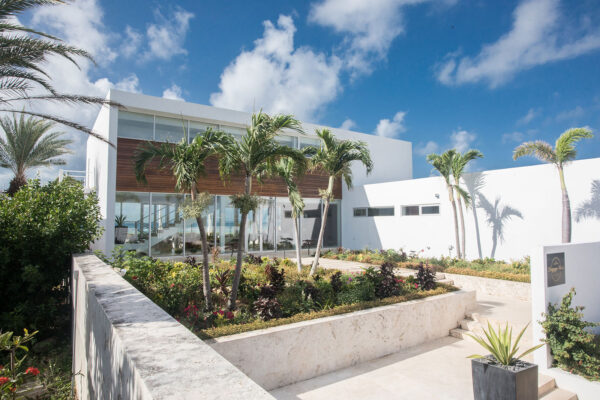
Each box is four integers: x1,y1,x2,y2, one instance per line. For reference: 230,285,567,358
554,127,593,164
513,141,556,163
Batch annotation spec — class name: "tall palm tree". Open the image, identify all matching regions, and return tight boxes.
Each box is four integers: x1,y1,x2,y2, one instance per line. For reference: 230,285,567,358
219,111,305,310
513,128,593,243
134,128,230,311
308,129,373,275
270,157,307,272
427,150,461,258
477,194,523,259
451,149,483,259
0,0,117,143
0,112,71,194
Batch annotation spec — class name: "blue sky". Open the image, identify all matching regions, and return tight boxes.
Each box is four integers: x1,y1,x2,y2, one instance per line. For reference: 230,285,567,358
4,0,600,186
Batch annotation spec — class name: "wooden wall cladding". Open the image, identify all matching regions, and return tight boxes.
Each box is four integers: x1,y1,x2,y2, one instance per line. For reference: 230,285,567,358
116,138,342,199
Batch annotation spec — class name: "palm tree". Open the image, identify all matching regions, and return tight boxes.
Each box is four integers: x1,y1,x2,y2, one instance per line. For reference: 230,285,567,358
0,0,117,143
0,112,71,194
451,150,483,259
270,157,307,272
427,150,461,258
308,129,373,275
134,128,230,311
218,111,305,310
513,128,593,243
477,194,523,259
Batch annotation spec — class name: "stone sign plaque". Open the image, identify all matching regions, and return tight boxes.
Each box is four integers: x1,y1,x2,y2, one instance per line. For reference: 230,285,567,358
546,252,565,287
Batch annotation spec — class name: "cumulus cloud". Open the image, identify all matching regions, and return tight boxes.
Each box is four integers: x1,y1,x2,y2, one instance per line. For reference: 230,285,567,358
415,140,439,156
502,131,525,144
121,26,143,58
143,7,194,61
162,84,184,100
450,129,476,152
309,0,454,76
436,0,600,87
555,105,585,121
340,119,357,130
210,15,342,120
375,111,407,137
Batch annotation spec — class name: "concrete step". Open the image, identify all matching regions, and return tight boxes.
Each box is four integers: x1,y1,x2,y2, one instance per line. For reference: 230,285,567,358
436,279,454,285
539,388,578,400
460,318,481,332
435,273,446,279
538,374,556,398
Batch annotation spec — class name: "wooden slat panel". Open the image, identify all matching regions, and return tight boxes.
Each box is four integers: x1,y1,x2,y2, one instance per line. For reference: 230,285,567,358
116,138,342,199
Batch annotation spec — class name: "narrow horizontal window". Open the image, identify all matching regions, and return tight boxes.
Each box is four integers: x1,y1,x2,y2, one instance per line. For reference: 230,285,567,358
421,205,440,215
368,207,394,217
402,206,420,216
353,208,367,217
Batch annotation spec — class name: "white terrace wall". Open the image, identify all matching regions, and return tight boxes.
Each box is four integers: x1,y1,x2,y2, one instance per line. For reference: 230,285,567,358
342,157,600,261
72,254,273,400
531,241,600,400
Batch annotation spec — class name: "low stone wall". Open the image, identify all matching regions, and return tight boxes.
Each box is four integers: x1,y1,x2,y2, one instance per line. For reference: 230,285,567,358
72,254,272,400
208,290,476,390
444,273,530,301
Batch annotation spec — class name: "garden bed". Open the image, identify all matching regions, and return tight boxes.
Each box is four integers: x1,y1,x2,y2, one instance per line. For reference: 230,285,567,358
107,249,456,339
322,248,531,282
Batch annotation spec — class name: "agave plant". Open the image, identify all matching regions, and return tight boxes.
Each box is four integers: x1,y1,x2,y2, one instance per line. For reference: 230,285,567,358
467,322,543,366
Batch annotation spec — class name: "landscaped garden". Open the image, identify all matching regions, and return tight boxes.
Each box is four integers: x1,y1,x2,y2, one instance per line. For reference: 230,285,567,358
106,249,455,339
321,248,531,282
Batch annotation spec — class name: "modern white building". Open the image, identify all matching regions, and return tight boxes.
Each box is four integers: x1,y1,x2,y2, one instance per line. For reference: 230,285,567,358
86,90,600,260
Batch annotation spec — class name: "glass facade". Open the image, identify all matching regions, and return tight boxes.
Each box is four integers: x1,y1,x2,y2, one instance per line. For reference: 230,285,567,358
155,116,185,143
115,192,340,257
117,111,153,140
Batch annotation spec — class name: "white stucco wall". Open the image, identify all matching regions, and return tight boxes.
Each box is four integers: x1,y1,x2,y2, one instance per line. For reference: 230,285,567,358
530,241,600,399
343,158,600,261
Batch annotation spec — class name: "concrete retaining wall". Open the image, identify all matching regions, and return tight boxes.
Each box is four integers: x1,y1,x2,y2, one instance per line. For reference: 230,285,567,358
444,273,531,301
208,290,477,390
72,254,272,400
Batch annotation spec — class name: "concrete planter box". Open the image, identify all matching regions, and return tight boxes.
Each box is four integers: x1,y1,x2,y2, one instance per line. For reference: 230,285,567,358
209,289,476,390
445,272,530,301
471,357,538,400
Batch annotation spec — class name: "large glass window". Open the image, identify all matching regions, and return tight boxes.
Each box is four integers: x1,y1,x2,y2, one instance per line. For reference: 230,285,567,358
189,120,218,142
302,200,322,252
155,116,185,143
299,137,321,150
246,209,260,252
262,198,276,251
324,202,340,247
275,135,297,148
117,111,153,140
276,199,296,253
114,192,151,256
150,194,184,257
184,195,215,255
221,125,245,142
216,196,241,254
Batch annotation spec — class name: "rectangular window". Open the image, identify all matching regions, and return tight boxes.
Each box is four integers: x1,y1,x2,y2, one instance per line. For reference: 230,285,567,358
155,116,185,143
221,125,245,142
188,120,218,142
299,137,321,149
402,206,420,216
275,135,297,148
421,205,440,215
368,207,394,216
117,111,153,140
353,208,367,217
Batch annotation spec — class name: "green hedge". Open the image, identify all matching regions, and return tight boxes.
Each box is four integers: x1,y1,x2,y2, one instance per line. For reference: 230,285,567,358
199,284,456,339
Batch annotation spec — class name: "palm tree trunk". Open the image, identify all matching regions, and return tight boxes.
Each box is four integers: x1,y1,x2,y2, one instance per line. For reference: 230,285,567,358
190,186,212,311
310,176,334,275
457,195,466,259
293,214,302,273
558,166,571,243
228,175,251,310
448,185,461,259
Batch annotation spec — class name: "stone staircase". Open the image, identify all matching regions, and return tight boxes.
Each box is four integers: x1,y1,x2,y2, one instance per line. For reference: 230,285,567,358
450,312,578,400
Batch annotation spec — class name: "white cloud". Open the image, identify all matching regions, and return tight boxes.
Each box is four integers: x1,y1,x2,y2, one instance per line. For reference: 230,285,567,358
121,26,143,58
210,15,342,120
516,107,540,125
436,0,600,87
555,105,585,121
340,119,357,130
144,7,194,61
309,0,452,76
162,84,184,101
502,131,525,143
375,111,407,137
450,129,476,152
415,140,439,156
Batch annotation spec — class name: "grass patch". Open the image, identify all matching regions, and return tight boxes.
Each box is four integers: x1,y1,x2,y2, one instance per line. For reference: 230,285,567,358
444,267,530,283
199,284,456,339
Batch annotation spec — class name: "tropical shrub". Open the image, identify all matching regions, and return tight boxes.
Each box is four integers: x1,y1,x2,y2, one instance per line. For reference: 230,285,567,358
416,264,436,291
540,288,600,380
467,322,542,365
0,179,102,333
0,329,40,397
